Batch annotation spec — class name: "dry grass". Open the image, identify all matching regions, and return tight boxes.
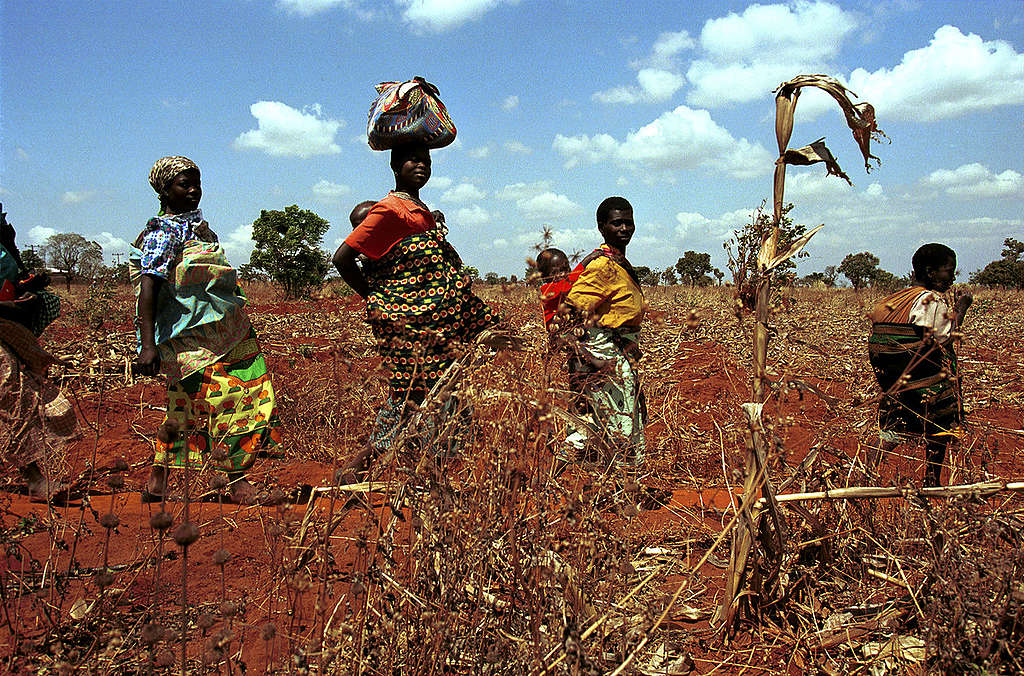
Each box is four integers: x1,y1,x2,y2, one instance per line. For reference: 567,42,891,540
0,281,1021,673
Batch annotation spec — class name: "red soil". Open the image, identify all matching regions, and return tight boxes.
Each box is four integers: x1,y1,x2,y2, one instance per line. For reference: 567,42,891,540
1,293,1021,673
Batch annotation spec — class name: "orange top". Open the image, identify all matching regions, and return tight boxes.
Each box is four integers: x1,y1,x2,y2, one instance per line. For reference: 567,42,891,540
344,193,434,260
539,267,582,327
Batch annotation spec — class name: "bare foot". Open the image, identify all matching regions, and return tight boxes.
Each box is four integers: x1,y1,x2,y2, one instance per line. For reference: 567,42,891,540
227,476,257,505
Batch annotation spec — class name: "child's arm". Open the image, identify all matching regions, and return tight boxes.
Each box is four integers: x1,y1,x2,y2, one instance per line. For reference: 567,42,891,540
332,243,369,298
135,275,162,376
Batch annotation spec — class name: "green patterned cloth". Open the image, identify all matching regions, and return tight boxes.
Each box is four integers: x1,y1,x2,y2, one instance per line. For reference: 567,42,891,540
565,326,646,465
869,322,962,440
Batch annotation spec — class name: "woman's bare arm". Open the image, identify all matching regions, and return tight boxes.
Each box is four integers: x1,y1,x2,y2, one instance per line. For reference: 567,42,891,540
332,243,369,298
135,274,163,376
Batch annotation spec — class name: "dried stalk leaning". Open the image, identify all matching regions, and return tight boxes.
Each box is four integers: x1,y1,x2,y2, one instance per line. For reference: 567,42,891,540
718,74,886,633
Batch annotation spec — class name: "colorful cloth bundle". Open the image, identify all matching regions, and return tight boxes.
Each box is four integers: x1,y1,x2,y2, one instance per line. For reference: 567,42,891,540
366,77,457,151
130,212,251,385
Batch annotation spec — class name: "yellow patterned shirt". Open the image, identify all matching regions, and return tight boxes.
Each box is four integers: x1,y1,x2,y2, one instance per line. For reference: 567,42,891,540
566,251,644,329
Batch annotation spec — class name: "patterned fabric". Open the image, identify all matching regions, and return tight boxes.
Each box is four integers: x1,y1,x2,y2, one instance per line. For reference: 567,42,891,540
870,285,963,440
369,393,474,457
366,78,457,151
0,319,76,471
363,229,496,397
155,331,281,471
566,245,645,329
149,156,198,194
870,323,961,439
130,213,250,384
28,290,61,337
564,327,646,464
136,210,217,280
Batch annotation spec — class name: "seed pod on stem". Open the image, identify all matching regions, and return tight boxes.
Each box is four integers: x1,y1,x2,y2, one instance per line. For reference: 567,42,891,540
173,522,199,547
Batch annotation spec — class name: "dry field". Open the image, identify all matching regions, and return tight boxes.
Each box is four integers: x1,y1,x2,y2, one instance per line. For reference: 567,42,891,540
1,281,1022,674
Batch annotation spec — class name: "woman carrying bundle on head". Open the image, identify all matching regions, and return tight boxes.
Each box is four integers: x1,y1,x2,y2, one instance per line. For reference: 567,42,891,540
333,141,512,475
133,156,281,503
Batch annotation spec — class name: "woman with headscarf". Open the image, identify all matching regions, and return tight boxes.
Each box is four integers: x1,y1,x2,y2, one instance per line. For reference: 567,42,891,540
133,156,280,503
332,142,505,470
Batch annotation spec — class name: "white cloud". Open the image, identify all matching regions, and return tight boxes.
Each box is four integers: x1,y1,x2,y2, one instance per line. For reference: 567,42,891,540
219,223,256,267
515,226,597,253
783,169,854,200
847,25,1024,122
675,207,756,241
61,190,96,203
595,30,693,105
501,95,519,111
864,183,884,198
453,205,491,226
636,68,685,101
551,134,619,169
495,181,550,201
16,148,29,160
553,105,773,179
468,145,492,159
28,226,57,243
233,101,342,158
428,176,453,190
94,231,130,255
650,30,695,68
686,0,858,107
276,0,350,16
492,238,509,247
922,163,1024,198
311,179,352,202
397,0,511,32
593,87,644,105
497,182,582,222
516,192,582,221
503,140,531,154
442,182,487,203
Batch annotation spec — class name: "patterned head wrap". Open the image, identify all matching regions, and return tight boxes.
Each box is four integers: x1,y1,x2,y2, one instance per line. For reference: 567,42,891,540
149,156,199,194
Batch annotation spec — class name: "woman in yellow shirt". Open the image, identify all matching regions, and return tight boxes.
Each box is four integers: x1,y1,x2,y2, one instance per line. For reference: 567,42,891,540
562,196,646,466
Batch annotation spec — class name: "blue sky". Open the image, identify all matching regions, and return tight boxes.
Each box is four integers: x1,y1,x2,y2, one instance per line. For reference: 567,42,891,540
1,0,1022,280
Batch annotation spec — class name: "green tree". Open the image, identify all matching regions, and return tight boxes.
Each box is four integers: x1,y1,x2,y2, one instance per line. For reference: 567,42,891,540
823,265,839,287
661,267,678,285
42,232,103,290
249,205,330,298
483,271,500,285
675,250,713,286
238,263,270,283
724,203,810,288
870,268,903,291
970,237,1024,288
94,262,131,285
838,251,880,289
799,271,827,286
462,266,480,282
20,248,45,271
633,265,660,286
